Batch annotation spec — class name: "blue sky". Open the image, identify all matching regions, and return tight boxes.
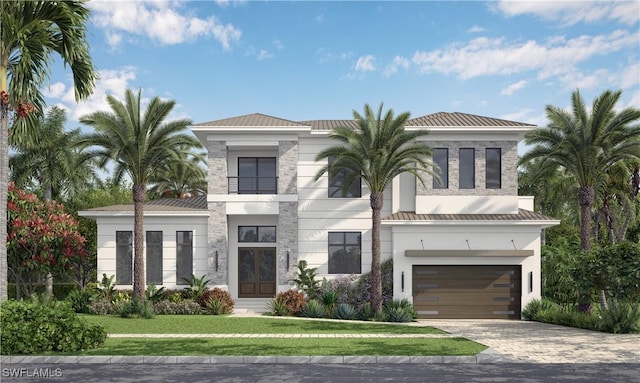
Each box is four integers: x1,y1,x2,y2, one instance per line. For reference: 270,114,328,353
44,0,639,133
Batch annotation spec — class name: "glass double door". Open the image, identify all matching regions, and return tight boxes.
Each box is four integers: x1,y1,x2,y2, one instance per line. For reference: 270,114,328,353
238,248,276,298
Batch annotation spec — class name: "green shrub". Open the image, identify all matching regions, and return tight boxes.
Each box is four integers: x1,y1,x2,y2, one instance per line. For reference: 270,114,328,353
597,301,640,334
145,284,167,303
292,260,320,299
198,288,234,314
321,290,339,317
272,290,306,316
265,298,290,316
67,289,96,314
522,298,557,320
88,301,115,315
535,306,596,330
182,274,211,301
0,300,106,354
97,274,117,302
300,299,326,318
358,302,376,321
116,299,155,319
153,300,202,315
333,303,358,320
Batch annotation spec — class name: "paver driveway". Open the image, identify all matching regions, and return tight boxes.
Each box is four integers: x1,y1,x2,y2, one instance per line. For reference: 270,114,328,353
417,319,640,363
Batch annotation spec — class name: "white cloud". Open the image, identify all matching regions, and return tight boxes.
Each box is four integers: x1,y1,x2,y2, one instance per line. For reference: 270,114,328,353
215,0,246,8
619,62,640,89
316,14,324,23
383,56,410,77
500,108,547,126
317,48,352,64
44,67,138,121
627,90,640,108
492,0,639,25
355,55,376,72
501,80,528,95
273,38,284,50
257,49,274,60
411,29,639,80
89,1,241,49
468,25,486,33
558,68,611,90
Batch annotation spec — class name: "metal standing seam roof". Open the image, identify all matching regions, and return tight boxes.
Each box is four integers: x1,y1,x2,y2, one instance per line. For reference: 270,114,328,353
192,113,310,128
82,195,207,212
193,112,535,131
383,209,556,222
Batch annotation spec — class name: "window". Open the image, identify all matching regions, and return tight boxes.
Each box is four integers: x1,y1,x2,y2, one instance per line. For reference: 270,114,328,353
486,148,501,189
328,232,361,274
432,148,449,189
459,148,475,189
238,226,276,243
116,231,132,285
176,231,193,283
146,231,163,285
328,156,361,198
238,157,276,194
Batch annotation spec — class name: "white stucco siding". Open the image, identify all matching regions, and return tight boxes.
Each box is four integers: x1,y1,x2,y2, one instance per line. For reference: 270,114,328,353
297,136,393,278
389,224,542,310
95,215,208,288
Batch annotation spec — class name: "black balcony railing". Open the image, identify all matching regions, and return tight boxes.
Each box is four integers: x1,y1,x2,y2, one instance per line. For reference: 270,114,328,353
228,176,278,194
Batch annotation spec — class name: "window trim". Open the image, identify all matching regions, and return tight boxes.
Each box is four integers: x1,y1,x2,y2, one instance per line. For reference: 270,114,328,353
237,157,277,194
115,231,132,285
328,156,362,198
176,231,193,284
238,226,277,243
328,231,362,274
432,148,449,189
146,231,163,285
459,148,475,189
485,148,502,189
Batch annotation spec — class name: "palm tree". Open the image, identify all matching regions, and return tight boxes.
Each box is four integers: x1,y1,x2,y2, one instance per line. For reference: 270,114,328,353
77,89,201,299
10,106,102,202
148,149,207,199
520,89,640,252
0,0,97,300
313,103,437,311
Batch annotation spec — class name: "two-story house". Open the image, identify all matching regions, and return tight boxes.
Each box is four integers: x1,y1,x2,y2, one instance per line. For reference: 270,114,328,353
79,111,558,319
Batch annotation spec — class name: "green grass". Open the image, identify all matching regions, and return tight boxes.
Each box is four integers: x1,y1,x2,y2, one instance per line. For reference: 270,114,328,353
56,338,485,356
81,315,446,334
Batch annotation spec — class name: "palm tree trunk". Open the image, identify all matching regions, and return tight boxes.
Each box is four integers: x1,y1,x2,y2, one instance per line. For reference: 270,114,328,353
44,186,53,298
578,186,594,251
132,183,146,300
0,62,9,301
370,192,383,312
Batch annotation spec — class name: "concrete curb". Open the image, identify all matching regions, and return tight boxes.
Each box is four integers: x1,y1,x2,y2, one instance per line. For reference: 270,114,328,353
0,348,510,364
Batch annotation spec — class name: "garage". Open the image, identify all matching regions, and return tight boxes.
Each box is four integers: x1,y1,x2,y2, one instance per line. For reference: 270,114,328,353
412,265,521,319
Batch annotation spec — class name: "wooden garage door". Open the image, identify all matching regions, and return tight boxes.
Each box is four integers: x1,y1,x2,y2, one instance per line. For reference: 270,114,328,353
413,265,521,319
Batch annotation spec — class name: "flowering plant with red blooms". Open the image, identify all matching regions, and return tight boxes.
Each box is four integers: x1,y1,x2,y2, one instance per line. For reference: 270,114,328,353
7,183,86,296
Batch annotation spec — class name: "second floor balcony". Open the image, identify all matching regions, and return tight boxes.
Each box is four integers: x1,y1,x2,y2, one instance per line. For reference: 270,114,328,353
228,176,278,194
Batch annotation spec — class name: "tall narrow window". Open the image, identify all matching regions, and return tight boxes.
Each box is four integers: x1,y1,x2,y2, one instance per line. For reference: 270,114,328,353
486,148,501,189
146,231,163,285
328,232,361,274
116,231,132,285
238,157,277,194
459,148,475,189
328,156,361,198
432,148,449,189
176,231,193,283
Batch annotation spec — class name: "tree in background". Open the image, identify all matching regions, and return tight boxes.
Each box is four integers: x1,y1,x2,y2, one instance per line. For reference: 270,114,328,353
148,149,207,199
520,89,640,251
0,0,97,300
314,103,437,312
77,89,201,299
7,184,86,299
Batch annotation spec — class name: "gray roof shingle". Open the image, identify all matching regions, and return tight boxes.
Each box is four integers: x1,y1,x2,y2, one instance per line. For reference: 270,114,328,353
407,112,535,127
82,195,207,212
383,209,556,222
193,113,310,128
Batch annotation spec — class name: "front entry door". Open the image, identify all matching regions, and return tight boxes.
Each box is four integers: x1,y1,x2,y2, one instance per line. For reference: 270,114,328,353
238,248,276,298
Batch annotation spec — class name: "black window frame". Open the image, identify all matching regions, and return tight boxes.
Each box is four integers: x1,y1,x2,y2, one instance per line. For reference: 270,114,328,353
146,231,163,285
238,157,277,194
328,156,362,198
328,232,362,274
238,226,277,243
485,148,502,189
176,231,193,284
432,148,449,189
115,231,133,285
459,148,475,189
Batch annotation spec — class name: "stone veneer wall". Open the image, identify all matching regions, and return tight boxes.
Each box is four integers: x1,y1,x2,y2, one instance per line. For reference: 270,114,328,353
417,141,517,196
207,202,228,285
206,141,228,284
278,141,298,195
277,201,298,285
207,141,227,194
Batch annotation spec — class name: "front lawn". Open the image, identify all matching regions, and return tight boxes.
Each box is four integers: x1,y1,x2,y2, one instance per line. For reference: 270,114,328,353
54,337,486,356
81,315,446,334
